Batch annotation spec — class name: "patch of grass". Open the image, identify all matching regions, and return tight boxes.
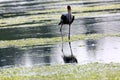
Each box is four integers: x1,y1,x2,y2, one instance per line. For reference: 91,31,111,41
0,20,58,29
1,33,120,48
0,63,120,80
0,14,59,28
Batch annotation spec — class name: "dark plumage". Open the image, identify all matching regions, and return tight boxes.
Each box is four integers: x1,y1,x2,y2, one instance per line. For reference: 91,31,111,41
58,14,75,25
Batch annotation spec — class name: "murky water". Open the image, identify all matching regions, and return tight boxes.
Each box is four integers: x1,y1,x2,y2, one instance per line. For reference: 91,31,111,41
0,0,120,67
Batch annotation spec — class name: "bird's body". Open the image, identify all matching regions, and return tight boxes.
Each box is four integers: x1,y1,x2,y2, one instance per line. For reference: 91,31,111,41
58,13,74,25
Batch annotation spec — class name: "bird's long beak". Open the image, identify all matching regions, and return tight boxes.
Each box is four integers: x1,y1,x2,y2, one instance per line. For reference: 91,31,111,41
67,5,72,23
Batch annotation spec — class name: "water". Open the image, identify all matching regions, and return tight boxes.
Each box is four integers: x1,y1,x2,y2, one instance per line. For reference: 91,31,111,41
0,0,120,67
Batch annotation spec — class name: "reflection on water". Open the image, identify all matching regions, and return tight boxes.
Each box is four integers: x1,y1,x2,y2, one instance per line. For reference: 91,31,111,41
83,17,102,34
84,17,99,62
60,21,77,63
0,0,120,67
61,41,78,63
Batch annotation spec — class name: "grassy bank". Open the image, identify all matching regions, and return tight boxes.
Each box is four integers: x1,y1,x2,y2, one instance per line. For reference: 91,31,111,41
0,63,120,80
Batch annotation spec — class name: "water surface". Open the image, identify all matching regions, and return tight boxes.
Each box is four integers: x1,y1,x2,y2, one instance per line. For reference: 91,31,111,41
0,0,120,67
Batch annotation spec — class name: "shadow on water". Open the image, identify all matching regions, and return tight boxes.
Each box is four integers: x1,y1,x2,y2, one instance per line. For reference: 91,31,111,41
83,17,100,62
83,17,103,34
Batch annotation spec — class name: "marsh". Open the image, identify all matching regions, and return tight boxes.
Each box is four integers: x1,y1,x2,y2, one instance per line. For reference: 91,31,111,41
0,0,120,67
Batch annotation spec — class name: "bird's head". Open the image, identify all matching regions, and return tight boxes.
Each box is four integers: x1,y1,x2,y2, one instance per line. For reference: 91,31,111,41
67,5,71,11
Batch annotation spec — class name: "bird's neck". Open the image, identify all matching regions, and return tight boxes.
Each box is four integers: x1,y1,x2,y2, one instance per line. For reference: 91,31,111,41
68,10,72,22
68,10,72,16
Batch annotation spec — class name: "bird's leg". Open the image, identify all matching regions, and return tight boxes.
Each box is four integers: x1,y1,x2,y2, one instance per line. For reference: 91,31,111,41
68,41,73,56
68,24,73,55
68,24,71,40
60,24,63,41
60,24,65,55
61,39,65,55
60,24,63,32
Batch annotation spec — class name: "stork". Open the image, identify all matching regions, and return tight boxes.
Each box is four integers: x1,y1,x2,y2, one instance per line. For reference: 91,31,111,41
59,5,77,63
58,5,75,40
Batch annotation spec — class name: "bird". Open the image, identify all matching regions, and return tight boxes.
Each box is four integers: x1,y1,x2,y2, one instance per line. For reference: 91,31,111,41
59,6,77,63
58,5,75,40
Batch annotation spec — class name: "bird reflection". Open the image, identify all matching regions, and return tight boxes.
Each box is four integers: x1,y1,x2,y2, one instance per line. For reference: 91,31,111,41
62,42,77,63
61,38,77,63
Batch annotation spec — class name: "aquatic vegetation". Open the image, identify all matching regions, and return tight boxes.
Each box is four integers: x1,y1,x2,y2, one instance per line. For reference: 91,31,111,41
0,63,120,80
0,0,120,80
1,33,120,48
0,2,120,29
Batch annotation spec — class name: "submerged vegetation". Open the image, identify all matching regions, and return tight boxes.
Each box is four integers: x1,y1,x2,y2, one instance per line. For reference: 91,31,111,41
0,63,120,80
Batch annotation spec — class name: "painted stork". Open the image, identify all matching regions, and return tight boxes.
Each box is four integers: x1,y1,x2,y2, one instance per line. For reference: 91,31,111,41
58,5,75,40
